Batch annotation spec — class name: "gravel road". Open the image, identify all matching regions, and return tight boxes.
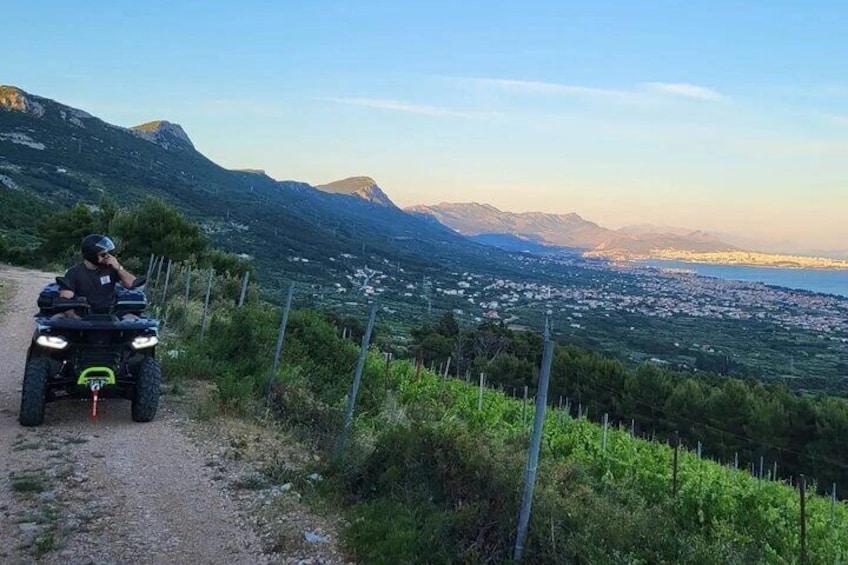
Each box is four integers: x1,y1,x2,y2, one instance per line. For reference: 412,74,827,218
0,265,270,564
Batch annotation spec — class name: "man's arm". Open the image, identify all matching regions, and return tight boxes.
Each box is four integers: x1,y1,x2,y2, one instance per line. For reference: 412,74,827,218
59,267,76,298
115,265,136,288
55,268,80,318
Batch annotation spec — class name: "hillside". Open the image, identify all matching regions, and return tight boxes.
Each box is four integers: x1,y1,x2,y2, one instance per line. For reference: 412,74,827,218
0,85,517,305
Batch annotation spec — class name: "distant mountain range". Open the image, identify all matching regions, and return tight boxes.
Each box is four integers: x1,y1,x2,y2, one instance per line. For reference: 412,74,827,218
407,202,738,256
0,85,510,300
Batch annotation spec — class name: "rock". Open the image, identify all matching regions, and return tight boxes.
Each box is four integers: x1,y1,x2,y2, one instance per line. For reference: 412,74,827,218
304,530,329,544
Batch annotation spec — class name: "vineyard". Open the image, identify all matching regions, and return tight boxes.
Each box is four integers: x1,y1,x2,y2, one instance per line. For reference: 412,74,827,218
354,360,848,563
142,257,848,563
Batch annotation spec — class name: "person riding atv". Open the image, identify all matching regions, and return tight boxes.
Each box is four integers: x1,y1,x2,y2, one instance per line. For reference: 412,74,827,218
19,235,162,426
54,234,137,318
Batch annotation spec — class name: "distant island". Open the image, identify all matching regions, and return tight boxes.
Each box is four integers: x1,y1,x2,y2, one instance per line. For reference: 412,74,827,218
585,249,848,270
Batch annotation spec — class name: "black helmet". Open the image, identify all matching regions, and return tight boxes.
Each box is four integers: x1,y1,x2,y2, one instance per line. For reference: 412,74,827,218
81,234,116,263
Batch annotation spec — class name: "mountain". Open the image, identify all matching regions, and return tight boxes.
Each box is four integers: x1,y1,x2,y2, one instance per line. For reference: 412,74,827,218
466,233,574,255
316,176,396,208
130,120,195,151
407,202,614,248
409,202,738,256
0,85,512,303
617,224,700,237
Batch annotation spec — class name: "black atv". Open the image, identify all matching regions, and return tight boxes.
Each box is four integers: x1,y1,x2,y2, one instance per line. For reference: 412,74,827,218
19,275,162,426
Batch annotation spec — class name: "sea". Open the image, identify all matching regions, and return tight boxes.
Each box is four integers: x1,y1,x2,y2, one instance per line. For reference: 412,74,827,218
639,260,848,298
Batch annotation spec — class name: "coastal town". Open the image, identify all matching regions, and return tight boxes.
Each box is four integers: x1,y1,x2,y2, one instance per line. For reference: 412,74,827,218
326,251,848,341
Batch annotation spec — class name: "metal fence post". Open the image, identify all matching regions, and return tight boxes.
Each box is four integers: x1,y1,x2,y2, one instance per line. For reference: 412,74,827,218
266,282,295,401
160,259,172,306
183,264,192,311
238,271,250,307
199,268,214,341
800,475,808,565
336,302,378,458
514,318,555,562
145,253,155,287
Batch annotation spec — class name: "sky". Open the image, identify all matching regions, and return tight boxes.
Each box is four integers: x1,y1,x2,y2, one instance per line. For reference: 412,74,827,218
3,1,848,251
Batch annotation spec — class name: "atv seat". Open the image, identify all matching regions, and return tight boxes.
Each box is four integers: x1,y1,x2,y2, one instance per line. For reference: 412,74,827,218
36,282,148,318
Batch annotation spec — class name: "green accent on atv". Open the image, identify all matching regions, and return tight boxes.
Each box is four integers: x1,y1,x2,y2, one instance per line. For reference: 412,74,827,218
77,366,116,386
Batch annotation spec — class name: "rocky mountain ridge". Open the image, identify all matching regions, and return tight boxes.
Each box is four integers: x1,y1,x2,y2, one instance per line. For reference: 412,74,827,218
316,176,396,208
130,120,195,150
408,202,738,256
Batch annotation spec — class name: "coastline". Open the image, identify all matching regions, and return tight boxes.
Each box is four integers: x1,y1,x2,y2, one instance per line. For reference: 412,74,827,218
585,249,848,271
629,258,848,298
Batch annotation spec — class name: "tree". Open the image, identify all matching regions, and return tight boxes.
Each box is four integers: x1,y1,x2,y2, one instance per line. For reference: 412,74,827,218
110,196,209,262
436,311,459,338
485,353,533,392
37,202,99,258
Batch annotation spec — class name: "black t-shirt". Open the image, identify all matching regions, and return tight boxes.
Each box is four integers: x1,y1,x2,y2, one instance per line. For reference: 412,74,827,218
64,262,120,311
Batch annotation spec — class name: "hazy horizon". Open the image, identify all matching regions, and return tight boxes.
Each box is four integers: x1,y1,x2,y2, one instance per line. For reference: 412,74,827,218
3,1,847,250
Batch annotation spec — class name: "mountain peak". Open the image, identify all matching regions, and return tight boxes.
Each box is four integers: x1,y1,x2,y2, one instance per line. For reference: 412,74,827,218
316,176,396,207
318,176,377,193
0,85,46,118
130,120,195,150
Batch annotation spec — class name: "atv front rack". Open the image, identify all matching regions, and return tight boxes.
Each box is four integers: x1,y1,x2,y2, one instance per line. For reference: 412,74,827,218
77,366,116,422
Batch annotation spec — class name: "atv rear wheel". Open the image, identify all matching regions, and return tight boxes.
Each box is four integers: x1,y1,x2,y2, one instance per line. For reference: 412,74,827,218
132,357,162,423
19,358,51,427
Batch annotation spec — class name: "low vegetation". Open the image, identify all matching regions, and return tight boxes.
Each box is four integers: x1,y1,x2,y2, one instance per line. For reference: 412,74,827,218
157,287,848,563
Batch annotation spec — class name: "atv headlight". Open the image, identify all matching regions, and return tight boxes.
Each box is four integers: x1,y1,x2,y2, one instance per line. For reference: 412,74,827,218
36,335,69,350
131,335,159,350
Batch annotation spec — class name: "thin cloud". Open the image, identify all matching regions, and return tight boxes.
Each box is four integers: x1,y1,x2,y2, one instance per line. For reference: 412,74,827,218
468,78,627,97
823,113,848,126
461,77,725,104
643,82,726,102
464,77,644,104
323,97,495,119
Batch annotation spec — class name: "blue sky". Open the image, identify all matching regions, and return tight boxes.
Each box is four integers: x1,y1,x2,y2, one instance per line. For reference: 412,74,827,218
4,1,847,250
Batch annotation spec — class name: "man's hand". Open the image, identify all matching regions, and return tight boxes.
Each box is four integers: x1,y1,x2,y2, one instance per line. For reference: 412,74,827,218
101,252,122,271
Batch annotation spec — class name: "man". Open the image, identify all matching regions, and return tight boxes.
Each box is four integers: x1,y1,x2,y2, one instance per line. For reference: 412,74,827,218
56,234,137,317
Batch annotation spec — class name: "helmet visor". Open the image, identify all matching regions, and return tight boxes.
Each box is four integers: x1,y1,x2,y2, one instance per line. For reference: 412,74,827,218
95,237,116,253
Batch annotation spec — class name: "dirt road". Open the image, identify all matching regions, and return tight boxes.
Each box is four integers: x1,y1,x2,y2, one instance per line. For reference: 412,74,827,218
0,266,270,564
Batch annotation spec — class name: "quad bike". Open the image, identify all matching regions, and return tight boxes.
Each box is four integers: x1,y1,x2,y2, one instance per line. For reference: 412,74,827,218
19,275,162,426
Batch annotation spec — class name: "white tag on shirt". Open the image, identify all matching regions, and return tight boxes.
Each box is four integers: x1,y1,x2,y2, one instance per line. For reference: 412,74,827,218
100,275,111,285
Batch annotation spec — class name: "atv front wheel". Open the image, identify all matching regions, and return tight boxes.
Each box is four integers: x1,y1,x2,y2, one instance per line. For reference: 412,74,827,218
132,357,162,422
19,358,51,426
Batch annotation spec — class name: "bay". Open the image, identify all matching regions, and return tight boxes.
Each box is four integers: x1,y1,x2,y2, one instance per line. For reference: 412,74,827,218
639,260,848,298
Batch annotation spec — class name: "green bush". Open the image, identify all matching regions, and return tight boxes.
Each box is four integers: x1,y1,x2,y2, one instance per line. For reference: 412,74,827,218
215,371,258,415
346,498,457,564
160,342,218,381
340,420,524,563
202,304,278,376
281,310,360,404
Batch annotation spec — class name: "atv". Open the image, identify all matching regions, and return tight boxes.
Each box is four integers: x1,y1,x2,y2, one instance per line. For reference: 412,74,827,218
19,275,162,426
